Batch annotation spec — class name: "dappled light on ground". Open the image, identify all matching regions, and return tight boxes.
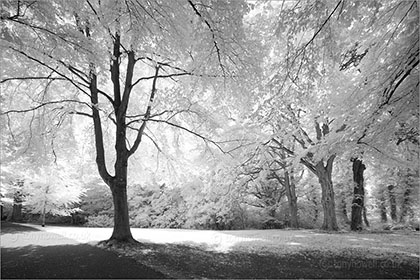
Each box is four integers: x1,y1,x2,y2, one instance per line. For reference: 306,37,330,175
130,228,263,253
2,223,419,279
2,224,419,258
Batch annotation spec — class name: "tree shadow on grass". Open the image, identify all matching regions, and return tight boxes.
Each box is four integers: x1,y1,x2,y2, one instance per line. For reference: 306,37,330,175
1,243,165,279
114,241,419,279
1,222,41,234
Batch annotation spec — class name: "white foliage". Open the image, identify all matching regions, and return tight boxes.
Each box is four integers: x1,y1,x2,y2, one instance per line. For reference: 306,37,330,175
22,165,85,216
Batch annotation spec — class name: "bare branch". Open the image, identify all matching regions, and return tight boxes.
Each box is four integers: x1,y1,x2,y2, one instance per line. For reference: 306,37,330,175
6,17,93,54
9,47,91,97
128,66,160,156
1,99,92,115
187,0,226,76
131,72,192,89
148,118,228,155
1,76,66,83
89,68,113,185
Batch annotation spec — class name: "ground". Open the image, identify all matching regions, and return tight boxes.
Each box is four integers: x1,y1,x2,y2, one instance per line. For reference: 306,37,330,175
1,222,419,279
1,222,164,279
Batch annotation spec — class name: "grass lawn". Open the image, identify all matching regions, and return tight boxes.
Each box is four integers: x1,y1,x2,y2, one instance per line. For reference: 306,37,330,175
2,223,419,279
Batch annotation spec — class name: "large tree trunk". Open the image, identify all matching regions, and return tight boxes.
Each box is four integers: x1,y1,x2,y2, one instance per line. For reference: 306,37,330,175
109,183,134,241
351,158,366,231
315,156,338,231
387,185,398,222
89,42,138,244
284,171,299,228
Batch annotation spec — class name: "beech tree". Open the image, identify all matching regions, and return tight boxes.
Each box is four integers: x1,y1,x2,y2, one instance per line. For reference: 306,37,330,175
246,0,418,231
1,0,417,235
1,0,255,243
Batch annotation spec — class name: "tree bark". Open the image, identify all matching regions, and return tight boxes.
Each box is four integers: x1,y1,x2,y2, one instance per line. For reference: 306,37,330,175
341,197,350,224
110,183,133,241
10,183,24,222
11,204,22,222
399,187,412,223
387,185,397,222
311,194,319,223
351,158,366,231
315,156,338,231
41,201,46,227
269,138,337,230
363,206,369,227
379,191,387,222
88,39,139,243
284,171,299,228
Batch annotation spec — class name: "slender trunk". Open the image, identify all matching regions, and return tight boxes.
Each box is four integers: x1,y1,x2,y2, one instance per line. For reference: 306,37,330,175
289,198,299,228
341,198,350,224
315,156,338,231
268,207,276,218
399,188,412,223
41,202,46,227
309,193,319,223
284,171,299,228
363,206,369,227
379,191,387,222
351,158,366,231
387,185,397,222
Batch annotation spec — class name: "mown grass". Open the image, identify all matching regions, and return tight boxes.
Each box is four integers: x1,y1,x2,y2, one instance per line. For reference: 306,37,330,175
2,223,419,279
105,240,419,279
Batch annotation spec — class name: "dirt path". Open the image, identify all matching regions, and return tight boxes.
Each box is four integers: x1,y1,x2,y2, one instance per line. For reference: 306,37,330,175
1,222,165,279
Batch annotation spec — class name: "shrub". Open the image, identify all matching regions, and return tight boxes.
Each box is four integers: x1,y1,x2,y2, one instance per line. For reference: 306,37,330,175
130,213,151,228
262,218,286,229
85,214,113,227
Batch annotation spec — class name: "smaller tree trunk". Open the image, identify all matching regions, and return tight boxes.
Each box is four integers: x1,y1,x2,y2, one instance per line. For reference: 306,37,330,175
284,171,299,228
267,207,276,218
316,159,338,231
387,185,397,222
341,198,350,224
399,188,412,223
10,187,24,222
363,206,369,227
41,204,46,227
379,193,387,223
350,158,366,231
309,193,319,223
11,204,23,222
289,198,299,228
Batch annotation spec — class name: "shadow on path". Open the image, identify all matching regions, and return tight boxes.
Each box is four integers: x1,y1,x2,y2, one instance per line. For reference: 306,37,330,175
1,222,166,279
1,222,41,234
1,244,165,279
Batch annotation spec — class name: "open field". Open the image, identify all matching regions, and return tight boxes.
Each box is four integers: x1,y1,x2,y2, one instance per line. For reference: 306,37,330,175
1,222,419,278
